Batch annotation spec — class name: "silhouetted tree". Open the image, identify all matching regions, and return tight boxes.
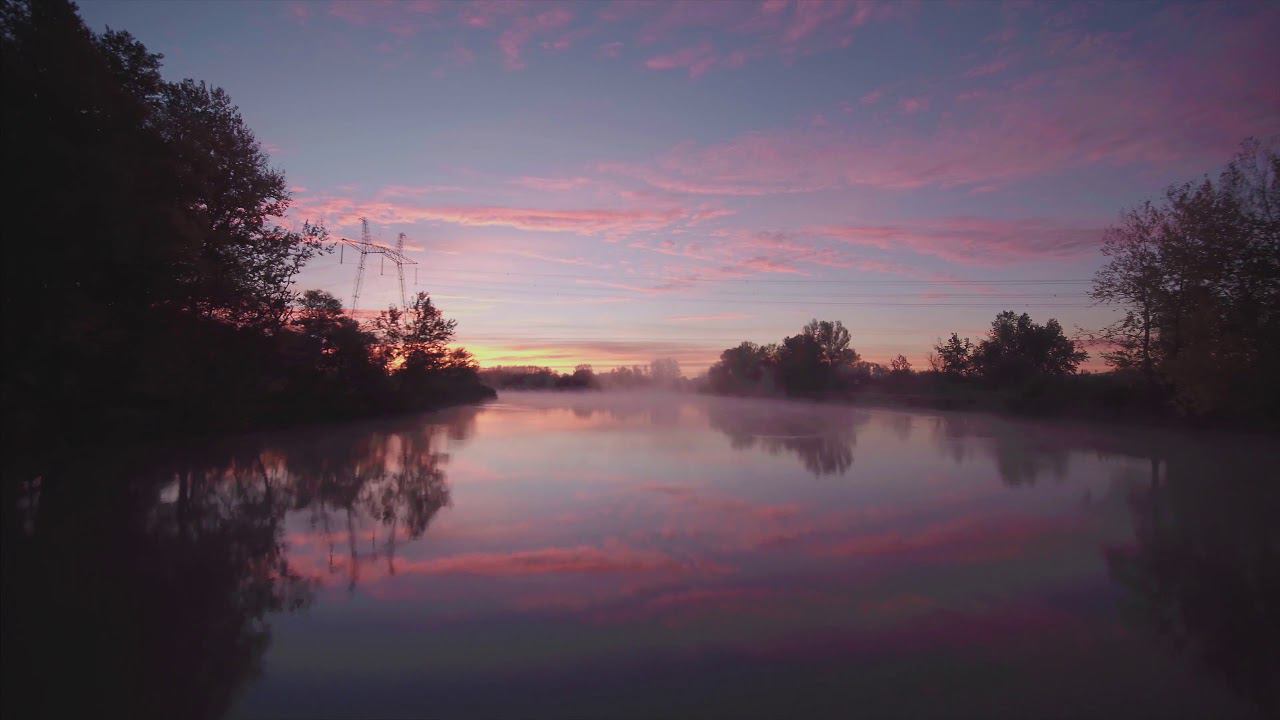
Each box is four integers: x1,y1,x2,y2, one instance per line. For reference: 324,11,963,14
375,292,461,372
774,320,860,396
562,364,598,389
1091,140,1280,418
803,319,859,367
161,78,325,329
932,333,975,377
0,1,492,446
889,354,912,375
707,341,777,395
970,311,1088,382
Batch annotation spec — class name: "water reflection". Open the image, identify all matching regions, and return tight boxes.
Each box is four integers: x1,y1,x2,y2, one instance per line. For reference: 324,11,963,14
929,413,1071,486
706,398,869,476
2,408,475,719
278,410,473,587
4,393,1278,719
1107,446,1280,716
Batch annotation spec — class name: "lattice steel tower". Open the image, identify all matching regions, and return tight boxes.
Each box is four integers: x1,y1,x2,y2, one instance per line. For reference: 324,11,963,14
336,217,418,314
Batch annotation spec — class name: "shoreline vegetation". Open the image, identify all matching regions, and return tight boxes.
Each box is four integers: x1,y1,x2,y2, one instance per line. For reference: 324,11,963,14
2,1,493,457
485,139,1280,430
3,0,1277,462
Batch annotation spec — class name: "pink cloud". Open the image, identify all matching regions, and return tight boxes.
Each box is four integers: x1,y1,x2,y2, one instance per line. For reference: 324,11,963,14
635,1,898,76
498,6,574,70
607,3,1280,195
644,483,802,523
414,205,685,236
396,545,680,576
897,96,929,114
501,249,611,268
295,1,902,76
964,55,1014,77
781,0,854,45
810,217,1103,266
291,193,725,239
822,514,1081,565
645,42,718,78
667,313,750,323
512,175,594,191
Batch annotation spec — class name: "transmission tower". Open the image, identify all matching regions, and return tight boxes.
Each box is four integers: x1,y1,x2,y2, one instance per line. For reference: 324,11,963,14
335,217,418,314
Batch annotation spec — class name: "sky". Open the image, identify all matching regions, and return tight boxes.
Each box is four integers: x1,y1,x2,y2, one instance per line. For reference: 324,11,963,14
77,0,1280,373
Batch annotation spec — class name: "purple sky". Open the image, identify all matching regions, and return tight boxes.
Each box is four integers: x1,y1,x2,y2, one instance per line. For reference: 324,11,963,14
77,0,1280,372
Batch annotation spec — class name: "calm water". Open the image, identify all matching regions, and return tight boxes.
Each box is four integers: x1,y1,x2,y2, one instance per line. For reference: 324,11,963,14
4,392,1277,718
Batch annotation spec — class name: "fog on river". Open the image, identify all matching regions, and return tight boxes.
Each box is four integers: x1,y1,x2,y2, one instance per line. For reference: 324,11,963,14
5,391,1277,719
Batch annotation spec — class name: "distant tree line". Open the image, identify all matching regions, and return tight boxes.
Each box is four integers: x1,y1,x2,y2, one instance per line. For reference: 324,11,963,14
479,358,686,391
704,315,1088,406
702,143,1278,423
1,0,491,451
929,311,1088,382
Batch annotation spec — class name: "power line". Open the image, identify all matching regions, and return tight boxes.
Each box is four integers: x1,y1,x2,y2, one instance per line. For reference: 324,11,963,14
317,255,1094,286
426,284,1091,300
423,287,1099,307
418,269,1095,285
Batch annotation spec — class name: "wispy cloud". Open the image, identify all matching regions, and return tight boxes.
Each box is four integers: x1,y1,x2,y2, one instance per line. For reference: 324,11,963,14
810,217,1104,266
667,313,749,323
292,194,728,239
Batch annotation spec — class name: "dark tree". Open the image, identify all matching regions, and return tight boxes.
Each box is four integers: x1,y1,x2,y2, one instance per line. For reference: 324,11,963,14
375,291,462,373
707,341,777,394
0,1,491,445
932,333,975,377
889,354,912,375
1091,140,1280,418
971,311,1088,382
775,319,860,396
802,319,859,367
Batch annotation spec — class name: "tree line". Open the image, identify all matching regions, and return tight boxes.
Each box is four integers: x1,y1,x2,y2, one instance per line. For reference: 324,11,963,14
1090,141,1279,418
704,314,1087,402
479,358,687,391
705,142,1277,422
1,0,491,452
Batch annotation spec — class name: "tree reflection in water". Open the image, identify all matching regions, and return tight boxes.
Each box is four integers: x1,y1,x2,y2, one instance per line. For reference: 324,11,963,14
281,409,472,587
1,407,475,719
1107,445,1280,717
705,398,869,477
929,412,1071,486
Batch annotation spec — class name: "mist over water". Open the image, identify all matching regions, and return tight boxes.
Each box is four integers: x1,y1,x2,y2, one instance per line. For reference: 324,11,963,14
6,392,1277,718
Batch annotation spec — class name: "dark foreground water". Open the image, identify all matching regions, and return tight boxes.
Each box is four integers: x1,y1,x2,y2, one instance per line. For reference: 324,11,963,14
4,392,1277,718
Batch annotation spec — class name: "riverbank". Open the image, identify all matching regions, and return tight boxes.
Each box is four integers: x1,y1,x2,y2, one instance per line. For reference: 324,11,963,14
698,371,1278,432
4,381,496,476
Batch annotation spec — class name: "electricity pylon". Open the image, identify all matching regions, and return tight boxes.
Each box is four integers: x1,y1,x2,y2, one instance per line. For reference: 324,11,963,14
335,217,418,314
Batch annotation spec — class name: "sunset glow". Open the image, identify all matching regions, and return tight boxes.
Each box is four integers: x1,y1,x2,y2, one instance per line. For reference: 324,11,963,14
76,0,1279,372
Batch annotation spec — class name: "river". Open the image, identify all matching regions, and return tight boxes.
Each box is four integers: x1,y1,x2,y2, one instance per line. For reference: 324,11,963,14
4,391,1276,718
